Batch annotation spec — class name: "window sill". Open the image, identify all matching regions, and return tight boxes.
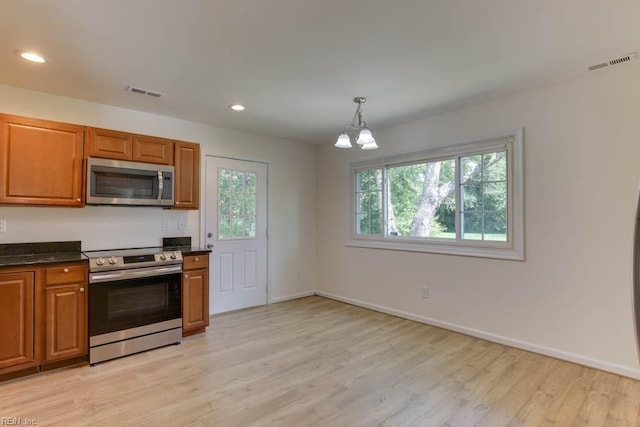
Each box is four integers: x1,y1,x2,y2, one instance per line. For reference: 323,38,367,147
345,238,525,261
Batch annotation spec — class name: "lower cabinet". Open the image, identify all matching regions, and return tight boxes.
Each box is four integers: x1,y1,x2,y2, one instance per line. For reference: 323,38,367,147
44,282,87,363
0,270,39,373
0,262,88,377
182,254,209,336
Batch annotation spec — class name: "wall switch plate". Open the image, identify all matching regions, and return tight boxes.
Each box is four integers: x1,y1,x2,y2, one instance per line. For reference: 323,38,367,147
0,219,6,233
421,287,429,298
162,220,172,231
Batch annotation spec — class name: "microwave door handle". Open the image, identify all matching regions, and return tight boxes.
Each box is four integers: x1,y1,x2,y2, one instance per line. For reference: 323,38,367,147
157,170,164,201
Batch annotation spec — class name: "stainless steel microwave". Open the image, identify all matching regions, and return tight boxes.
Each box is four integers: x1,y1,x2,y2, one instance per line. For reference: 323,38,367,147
86,157,174,206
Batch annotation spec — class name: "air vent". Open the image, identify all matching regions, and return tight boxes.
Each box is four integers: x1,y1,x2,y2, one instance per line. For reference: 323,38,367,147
587,53,638,71
125,85,165,98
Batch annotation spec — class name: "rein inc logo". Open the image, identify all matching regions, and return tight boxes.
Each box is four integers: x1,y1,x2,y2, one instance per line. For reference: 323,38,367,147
1,418,37,426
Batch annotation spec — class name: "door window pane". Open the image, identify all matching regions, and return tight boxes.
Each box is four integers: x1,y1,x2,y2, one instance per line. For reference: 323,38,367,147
218,169,257,239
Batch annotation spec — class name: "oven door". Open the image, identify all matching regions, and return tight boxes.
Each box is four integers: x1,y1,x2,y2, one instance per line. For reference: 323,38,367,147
89,269,181,338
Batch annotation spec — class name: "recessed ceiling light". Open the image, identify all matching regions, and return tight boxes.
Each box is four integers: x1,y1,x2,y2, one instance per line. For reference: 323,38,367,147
229,104,245,111
16,50,46,63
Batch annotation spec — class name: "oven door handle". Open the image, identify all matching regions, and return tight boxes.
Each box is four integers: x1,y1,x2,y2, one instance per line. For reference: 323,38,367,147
89,265,182,284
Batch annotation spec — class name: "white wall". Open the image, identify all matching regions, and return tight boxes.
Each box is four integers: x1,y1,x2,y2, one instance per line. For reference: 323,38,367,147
0,84,317,302
316,64,640,378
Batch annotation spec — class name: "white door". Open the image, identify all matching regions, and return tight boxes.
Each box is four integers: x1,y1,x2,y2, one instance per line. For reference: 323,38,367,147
205,156,268,314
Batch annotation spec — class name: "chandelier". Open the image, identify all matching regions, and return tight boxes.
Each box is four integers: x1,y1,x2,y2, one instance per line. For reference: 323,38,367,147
334,97,378,150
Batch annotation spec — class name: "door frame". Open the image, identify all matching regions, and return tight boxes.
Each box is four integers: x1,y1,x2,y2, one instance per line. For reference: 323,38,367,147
201,154,270,306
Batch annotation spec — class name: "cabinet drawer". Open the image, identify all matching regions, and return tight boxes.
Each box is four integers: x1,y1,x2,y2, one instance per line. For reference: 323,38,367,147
44,264,86,285
183,254,209,271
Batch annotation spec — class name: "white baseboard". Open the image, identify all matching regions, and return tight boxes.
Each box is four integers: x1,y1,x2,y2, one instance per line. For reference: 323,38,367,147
270,290,316,304
315,291,640,380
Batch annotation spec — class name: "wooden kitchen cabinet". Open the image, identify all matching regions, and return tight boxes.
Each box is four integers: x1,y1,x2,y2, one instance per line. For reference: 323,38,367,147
132,134,174,165
87,127,132,160
0,114,85,207
182,254,209,336
0,268,40,374
87,127,174,165
43,263,88,363
174,141,200,209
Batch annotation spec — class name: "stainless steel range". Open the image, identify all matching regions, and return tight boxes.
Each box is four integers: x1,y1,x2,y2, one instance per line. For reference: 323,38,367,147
84,247,183,364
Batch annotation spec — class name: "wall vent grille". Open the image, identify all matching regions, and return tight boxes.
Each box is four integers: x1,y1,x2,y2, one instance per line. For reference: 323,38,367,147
587,53,638,71
125,85,165,98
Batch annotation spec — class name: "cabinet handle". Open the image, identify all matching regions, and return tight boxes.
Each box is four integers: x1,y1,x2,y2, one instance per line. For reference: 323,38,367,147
63,268,69,273
80,287,85,292
76,198,81,202
195,257,199,262
184,274,189,278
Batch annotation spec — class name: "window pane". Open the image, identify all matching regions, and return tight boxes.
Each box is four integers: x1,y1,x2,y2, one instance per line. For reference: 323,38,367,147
484,210,507,241
245,194,256,215
462,184,481,212
483,151,507,182
219,169,258,240
388,159,455,238
219,170,231,192
461,155,482,183
231,171,244,192
245,173,256,193
462,212,482,240
243,216,256,237
219,216,231,239
483,182,507,211
355,169,383,235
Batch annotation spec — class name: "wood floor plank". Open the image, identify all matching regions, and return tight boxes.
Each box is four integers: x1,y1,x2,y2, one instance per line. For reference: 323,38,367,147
1,296,639,426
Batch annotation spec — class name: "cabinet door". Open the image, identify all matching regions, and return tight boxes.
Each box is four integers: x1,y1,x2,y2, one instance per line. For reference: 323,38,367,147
0,271,36,370
174,141,200,209
44,283,87,363
132,135,174,165
87,127,133,160
182,268,209,334
0,115,85,206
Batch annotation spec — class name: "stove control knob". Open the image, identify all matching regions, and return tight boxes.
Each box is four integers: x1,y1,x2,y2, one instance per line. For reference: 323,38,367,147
160,253,167,261
96,258,105,266
170,252,177,260
108,257,118,265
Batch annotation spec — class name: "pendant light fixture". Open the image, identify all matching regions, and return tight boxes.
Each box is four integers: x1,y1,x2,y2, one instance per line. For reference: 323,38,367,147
334,97,378,150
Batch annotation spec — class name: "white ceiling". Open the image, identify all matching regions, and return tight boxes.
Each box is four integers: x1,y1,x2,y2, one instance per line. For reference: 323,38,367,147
1,0,639,144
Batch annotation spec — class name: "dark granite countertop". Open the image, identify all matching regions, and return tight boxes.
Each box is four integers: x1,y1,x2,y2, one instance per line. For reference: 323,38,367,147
162,237,211,255
0,241,88,269
164,246,212,255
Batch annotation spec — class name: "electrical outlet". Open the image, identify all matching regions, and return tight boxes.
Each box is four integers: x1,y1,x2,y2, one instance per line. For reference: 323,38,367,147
296,272,301,280
178,219,188,230
0,219,6,233
162,220,172,231
421,286,429,299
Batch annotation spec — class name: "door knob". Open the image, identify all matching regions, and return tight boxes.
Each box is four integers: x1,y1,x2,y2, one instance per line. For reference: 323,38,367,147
207,232,213,238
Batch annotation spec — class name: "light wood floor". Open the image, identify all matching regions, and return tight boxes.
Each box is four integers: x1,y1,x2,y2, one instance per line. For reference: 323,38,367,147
2,296,640,426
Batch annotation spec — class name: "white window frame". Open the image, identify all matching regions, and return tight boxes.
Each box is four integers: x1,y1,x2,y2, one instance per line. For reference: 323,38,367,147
346,129,524,260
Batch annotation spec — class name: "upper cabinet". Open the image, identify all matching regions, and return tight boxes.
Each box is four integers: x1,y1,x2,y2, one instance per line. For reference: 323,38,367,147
0,115,199,209
87,127,174,165
87,127,132,160
0,114,85,207
174,141,200,209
